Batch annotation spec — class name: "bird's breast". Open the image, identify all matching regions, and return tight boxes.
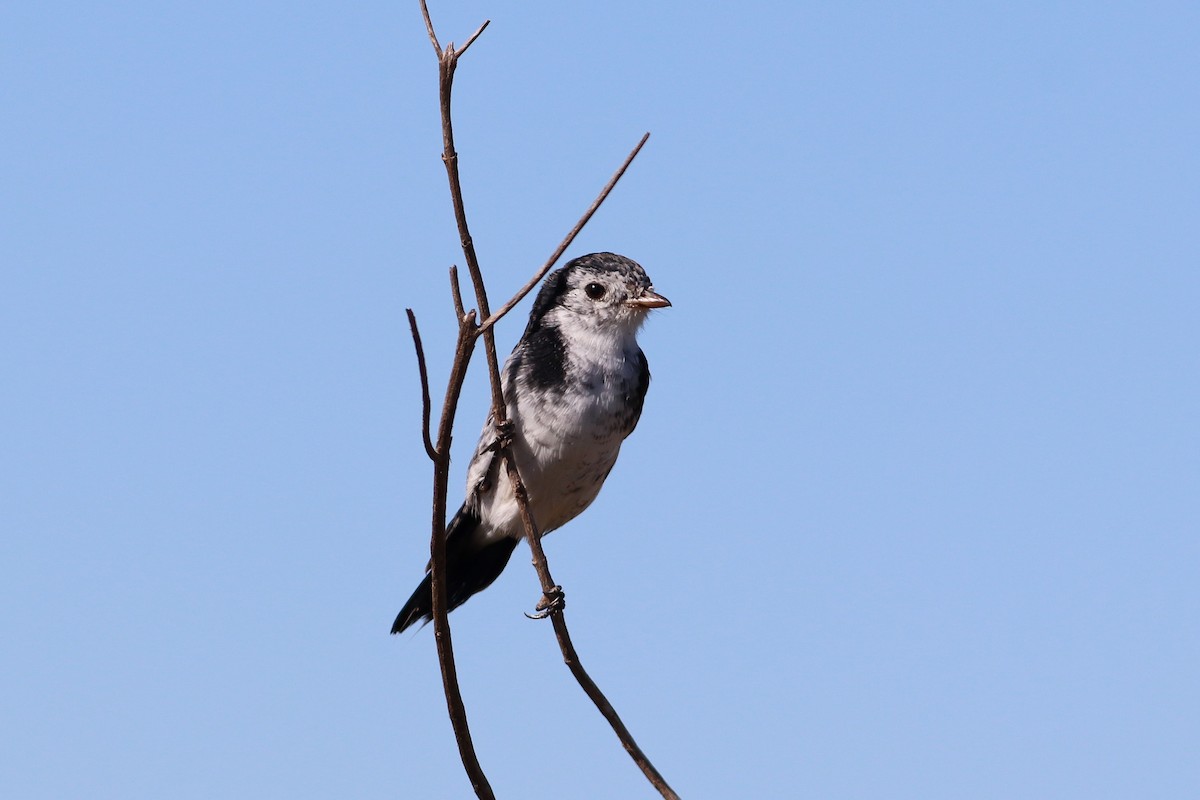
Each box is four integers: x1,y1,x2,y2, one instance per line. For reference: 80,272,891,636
478,332,645,538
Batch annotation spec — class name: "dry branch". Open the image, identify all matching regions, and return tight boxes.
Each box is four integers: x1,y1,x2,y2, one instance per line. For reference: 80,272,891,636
405,310,437,462
476,132,650,335
410,3,678,798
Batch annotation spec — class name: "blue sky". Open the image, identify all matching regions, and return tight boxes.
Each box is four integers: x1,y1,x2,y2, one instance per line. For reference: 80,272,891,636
3,2,1198,798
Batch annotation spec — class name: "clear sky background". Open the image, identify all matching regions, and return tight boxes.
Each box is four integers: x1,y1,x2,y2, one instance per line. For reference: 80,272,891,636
3,2,1198,798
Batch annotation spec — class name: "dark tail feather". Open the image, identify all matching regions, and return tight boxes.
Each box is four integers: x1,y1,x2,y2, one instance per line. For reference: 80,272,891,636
391,506,519,634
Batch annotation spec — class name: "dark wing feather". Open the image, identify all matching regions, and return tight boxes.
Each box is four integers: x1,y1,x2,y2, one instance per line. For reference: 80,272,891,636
626,348,651,433
390,504,518,634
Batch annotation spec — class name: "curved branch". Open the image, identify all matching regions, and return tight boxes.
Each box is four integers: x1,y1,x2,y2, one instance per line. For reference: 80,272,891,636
405,309,438,462
426,311,493,800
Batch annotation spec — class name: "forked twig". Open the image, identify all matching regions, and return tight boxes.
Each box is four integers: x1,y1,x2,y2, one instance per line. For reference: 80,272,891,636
411,3,677,798
413,7,497,797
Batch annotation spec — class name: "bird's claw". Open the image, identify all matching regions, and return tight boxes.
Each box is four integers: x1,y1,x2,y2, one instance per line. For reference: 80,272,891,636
487,419,515,452
524,585,565,619
477,420,515,493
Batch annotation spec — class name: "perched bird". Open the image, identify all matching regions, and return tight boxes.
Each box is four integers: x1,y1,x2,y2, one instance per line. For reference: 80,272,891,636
392,252,670,634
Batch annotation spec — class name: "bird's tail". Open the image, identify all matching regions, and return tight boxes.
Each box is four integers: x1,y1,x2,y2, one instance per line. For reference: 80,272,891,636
391,505,519,634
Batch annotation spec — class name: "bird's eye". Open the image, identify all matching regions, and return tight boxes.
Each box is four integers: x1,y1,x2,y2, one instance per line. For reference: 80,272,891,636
584,282,606,300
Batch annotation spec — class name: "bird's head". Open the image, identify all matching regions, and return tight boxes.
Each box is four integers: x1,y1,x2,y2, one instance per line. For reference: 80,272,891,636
526,252,670,337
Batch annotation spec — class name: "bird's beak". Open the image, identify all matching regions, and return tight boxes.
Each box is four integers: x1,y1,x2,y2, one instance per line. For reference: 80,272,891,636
627,288,671,309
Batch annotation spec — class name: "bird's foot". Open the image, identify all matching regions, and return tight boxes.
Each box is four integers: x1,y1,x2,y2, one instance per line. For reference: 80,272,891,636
525,585,565,620
475,419,515,494
487,419,515,452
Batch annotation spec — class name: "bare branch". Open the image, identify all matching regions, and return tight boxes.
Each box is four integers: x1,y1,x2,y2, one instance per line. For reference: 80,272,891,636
478,131,651,335
426,311,494,800
429,32,506,422
551,619,679,797
417,0,442,55
406,309,438,462
499,455,557,593
449,265,466,321
501,455,681,799
457,19,491,56
411,3,675,798
413,5,494,798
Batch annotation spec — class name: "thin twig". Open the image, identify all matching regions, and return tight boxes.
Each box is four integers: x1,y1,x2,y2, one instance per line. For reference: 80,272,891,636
551,611,679,798
417,0,441,55
501,457,681,799
405,311,439,465
430,33,505,422
477,132,651,335
449,265,466,321
458,19,491,56
428,311,494,800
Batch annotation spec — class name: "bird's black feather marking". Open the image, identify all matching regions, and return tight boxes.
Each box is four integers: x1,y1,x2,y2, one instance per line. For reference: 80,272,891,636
522,266,571,337
520,324,567,391
390,504,519,634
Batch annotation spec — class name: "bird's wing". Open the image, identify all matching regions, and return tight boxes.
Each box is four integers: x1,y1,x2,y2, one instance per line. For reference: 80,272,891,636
625,347,652,433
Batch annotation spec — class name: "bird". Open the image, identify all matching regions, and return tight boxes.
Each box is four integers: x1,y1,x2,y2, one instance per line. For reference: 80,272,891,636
392,252,670,634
